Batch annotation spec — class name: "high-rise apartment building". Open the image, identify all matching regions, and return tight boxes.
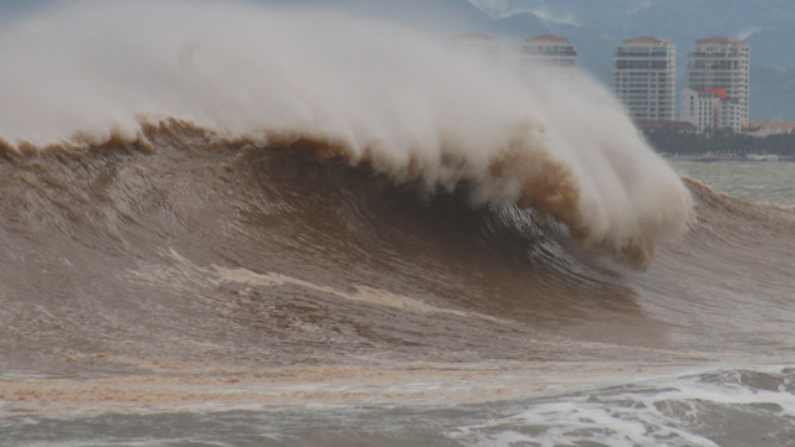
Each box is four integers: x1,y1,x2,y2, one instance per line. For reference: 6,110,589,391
613,37,676,121
448,33,501,62
519,35,577,69
687,37,750,124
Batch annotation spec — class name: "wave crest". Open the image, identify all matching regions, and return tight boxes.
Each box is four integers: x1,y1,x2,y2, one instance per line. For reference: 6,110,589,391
0,0,693,268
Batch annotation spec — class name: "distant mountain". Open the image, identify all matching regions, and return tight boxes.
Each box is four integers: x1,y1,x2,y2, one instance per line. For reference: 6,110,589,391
750,66,795,122
252,0,494,34
5,0,794,120
468,0,795,121
312,0,795,121
265,0,795,120
469,0,795,68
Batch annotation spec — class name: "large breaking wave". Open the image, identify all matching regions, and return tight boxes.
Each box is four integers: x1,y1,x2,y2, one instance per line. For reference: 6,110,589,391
0,0,692,268
5,5,795,446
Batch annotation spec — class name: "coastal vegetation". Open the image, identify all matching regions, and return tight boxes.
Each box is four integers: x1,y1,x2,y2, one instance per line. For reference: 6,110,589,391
643,128,795,157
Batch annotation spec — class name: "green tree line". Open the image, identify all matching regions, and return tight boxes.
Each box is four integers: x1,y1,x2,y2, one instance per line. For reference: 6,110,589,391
643,128,795,155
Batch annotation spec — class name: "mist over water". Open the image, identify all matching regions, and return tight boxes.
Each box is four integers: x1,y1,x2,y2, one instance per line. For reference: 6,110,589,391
0,0,691,265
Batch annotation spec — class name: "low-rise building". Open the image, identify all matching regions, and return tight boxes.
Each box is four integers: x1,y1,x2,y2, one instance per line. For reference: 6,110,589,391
742,121,795,137
681,87,744,133
681,88,718,133
716,97,743,133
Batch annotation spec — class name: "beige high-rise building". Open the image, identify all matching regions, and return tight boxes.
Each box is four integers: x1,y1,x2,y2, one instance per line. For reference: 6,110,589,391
448,33,501,62
687,37,750,124
519,35,577,69
613,37,677,121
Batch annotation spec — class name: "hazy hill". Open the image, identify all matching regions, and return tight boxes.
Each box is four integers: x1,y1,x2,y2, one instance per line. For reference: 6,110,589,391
467,0,795,120
300,0,795,120
469,0,795,68
3,0,794,120
750,66,795,122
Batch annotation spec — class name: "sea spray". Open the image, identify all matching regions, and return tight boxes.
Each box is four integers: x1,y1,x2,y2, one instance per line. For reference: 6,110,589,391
0,0,692,267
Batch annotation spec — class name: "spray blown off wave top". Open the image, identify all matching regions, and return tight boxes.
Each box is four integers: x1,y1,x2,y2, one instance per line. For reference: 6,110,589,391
0,0,691,268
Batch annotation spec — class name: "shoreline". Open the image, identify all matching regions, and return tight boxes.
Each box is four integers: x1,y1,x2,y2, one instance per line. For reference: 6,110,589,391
662,153,795,162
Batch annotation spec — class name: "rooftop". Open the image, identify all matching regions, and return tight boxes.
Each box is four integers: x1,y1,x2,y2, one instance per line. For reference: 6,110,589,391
525,35,569,43
696,36,745,44
691,87,727,99
623,36,671,44
451,33,495,41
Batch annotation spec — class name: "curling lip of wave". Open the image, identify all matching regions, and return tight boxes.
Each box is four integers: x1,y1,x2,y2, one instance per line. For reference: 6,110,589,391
0,0,693,268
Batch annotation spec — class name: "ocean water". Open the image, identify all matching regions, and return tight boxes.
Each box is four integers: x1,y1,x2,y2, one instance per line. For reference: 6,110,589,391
2,2,795,446
672,160,795,206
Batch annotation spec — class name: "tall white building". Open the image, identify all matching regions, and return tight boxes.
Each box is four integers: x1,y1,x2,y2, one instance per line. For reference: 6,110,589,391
613,36,676,121
519,35,577,69
687,37,750,124
448,33,501,62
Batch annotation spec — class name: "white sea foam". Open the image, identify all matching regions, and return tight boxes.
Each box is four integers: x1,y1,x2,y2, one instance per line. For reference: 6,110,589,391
452,366,795,447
